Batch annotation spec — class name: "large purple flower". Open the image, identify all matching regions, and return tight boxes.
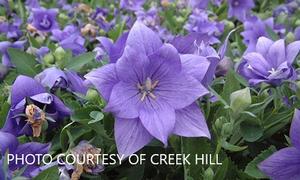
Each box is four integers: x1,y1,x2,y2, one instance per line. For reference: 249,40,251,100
228,0,254,21
0,40,26,67
31,8,59,32
35,67,88,95
85,21,211,157
1,75,71,137
0,131,50,178
259,109,300,179
238,37,300,86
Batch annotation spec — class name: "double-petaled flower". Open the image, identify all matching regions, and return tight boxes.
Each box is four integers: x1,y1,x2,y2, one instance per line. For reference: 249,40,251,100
238,37,300,86
31,8,59,32
1,75,71,137
85,21,211,157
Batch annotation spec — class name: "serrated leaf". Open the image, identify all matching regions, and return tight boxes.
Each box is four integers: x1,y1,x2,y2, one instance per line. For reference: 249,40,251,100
244,146,276,179
8,48,41,77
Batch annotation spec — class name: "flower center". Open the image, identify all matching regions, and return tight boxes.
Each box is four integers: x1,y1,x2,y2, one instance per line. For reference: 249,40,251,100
40,15,51,28
137,77,159,101
25,104,46,137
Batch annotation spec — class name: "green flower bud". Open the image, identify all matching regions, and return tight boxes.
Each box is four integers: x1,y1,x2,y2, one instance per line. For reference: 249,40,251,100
204,167,214,180
224,20,235,30
286,32,295,44
215,116,227,131
176,16,185,24
86,89,100,102
295,19,300,27
221,122,233,138
230,87,251,115
43,53,55,65
54,47,66,62
277,12,288,24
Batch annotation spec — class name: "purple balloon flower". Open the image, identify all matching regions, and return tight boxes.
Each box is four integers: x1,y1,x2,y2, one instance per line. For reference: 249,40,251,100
259,109,300,179
0,40,26,67
241,16,275,52
35,67,88,95
85,21,211,157
120,0,145,11
238,37,300,86
0,131,50,178
228,0,254,21
1,75,71,137
51,25,86,55
31,8,59,32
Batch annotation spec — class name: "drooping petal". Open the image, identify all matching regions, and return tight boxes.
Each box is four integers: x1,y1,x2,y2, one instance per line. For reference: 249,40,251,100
148,44,181,80
173,103,211,138
180,54,210,82
139,100,175,145
290,109,300,150
105,82,141,119
116,46,149,83
259,147,300,180
84,64,118,101
267,39,285,67
115,118,153,158
11,75,46,106
35,67,67,90
125,21,162,56
286,41,300,65
64,70,88,95
51,95,72,117
30,93,54,105
156,73,209,109
256,36,274,57
0,131,18,155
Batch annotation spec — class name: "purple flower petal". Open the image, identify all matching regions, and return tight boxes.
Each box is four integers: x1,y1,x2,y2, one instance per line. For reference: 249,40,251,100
181,54,211,83
115,118,153,158
11,75,46,106
116,46,149,83
155,74,208,109
256,36,274,57
0,131,18,155
64,70,88,95
35,67,67,90
84,64,118,101
267,39,286,67
173,103,211,138
290,109,300,150
126,21,162,56
286,41,300,65
259,147,300,180
139,99,175,146
105,82,141,119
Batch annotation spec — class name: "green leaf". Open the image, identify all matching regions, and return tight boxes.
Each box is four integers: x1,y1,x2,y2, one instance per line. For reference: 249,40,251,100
240,119,263,142
8,48,41,77
244,146,276,179
33,165,59,180
65,52,95,71
214,158,229,180
222,70,241,103
221,139,247,152
89,111,104,124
